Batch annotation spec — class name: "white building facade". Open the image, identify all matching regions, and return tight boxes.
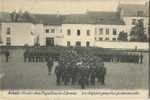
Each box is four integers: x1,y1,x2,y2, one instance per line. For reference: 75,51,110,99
0,22,45,46
60,24,95,47
0,3,149,47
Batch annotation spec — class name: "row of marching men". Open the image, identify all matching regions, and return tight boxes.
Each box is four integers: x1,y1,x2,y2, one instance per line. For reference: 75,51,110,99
23,48,59,62
99,52,143,64
47,49,107,89
23,48,144,64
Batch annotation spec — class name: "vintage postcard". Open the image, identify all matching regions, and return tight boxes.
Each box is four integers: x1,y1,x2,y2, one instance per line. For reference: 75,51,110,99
0,0,149,100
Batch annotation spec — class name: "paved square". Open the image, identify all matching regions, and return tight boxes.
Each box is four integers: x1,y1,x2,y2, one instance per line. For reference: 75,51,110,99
0,48,149,90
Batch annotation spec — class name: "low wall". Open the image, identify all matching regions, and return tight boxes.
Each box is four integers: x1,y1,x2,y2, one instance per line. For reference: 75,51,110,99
95,41,149,50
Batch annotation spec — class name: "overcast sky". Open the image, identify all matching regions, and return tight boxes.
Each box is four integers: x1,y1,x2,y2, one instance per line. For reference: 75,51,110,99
0,0,148,14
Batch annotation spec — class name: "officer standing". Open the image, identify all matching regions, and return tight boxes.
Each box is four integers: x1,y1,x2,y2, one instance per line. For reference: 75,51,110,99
100,63,106,85
79,66,87,89
55,62,62,85
140,53,143,64
71,63,78,85
47,57,53,75
5,51,10,62
64,63,71,85
90,66,96,86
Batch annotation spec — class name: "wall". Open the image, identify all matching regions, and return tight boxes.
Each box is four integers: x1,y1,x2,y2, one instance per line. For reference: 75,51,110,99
61,24,95,47
95,41,148,50
34,24,45,46
94,24,130,41
44,25,63,45
0,22,44,46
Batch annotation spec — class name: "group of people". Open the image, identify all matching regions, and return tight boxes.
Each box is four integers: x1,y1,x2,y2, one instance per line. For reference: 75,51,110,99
102,53,144,64
117,53,143,64
47,49,106,89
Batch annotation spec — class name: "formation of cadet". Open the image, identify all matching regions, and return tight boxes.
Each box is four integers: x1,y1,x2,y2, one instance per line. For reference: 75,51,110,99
54,49,106,89
24,47,59,62
23,47,144,64
100,53,143,64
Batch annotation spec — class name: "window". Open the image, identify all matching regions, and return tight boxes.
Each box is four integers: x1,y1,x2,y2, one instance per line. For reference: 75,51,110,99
60,29,62,33
105,37,109,40
77,29,80,36
45,29,49,33
95,37,97,41
137,11,144,17
76,41,81,47
67,41,71,46
106,28,109,35
113,29,117,35
86,41,90,47
6,27,11,35
6,37,11,46
86,30,90,36
67,29,71,36
50,29,55,33
132,19,136,25
112,38,116,41
99,28,103,35
99,37,103,41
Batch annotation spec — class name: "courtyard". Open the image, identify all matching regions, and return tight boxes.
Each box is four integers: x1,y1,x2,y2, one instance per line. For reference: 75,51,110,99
0,48,149,90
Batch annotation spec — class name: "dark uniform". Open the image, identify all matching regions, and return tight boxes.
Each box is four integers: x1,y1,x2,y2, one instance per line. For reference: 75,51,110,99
64,66,70,85
79,67,87,89
55,64,62,85
71,65,78,85
90,67,96,85
140,53,143,64
99,65,106,85
5,51,10,62
47,58,53,75
24,51,27,62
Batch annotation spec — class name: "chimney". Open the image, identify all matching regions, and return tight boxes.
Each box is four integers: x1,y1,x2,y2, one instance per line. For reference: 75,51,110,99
117,1,124,20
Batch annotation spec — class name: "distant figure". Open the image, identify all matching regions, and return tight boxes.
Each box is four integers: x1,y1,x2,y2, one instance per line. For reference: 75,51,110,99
140,53,143,64
100,64,106,85
5,51,10,62
135,46,137,51
46,58,53,75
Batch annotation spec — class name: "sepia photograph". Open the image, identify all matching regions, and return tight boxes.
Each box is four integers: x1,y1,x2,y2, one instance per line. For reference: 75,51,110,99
0,0,149,99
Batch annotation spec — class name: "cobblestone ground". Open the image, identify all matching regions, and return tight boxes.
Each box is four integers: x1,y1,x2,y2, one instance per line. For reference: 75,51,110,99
0,48,149,90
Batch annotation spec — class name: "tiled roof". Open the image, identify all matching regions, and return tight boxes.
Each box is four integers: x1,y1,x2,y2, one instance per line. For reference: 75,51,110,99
0,3,148,25
63,11,125,25
0,12,125,25
62,14,94,24
34,14,65,25
88,11,125,25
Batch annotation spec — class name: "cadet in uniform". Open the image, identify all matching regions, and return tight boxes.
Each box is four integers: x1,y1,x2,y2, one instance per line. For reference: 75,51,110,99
100,63,106,85
90,66,96,85
64,64,70,85
140,53,143,64
5,51,10,62
55,62,62,85
47,58,54,75
79,64,87,89
71,63,78,85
